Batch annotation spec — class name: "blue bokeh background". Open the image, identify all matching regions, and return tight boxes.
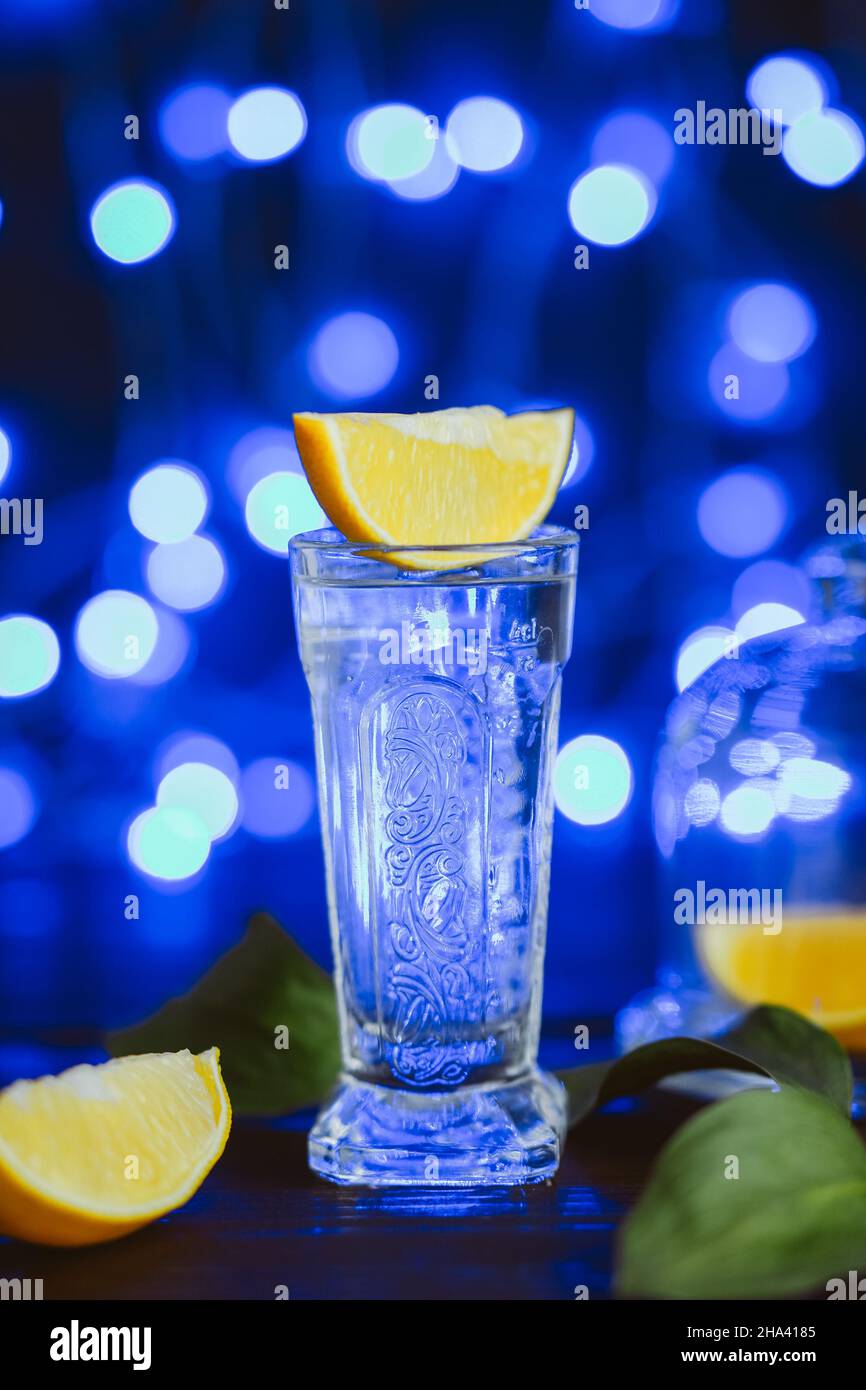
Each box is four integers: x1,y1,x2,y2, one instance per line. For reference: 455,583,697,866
1,0,865,1081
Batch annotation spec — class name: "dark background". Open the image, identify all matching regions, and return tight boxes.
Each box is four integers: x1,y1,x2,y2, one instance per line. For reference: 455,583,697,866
1,0,864,1081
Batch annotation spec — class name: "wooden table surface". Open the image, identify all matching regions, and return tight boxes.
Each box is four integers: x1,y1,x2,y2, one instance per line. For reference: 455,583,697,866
0,1090,706,1301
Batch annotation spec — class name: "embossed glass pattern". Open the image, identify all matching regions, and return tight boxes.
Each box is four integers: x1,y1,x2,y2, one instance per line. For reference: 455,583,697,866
291,527,578,1185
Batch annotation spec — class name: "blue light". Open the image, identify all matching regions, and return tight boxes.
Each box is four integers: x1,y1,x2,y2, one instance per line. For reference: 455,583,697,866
730,739,780,776
590,111,675,186
708,345,789,422
146,534,226,612
74,590,159,678
697,469,788,558
674,626,735,691
0,768,37,849
129,461,209,542
154,732,240,788
568,165,656,247
0,427,10,486
389,140,460,201
560,413,595,487
157,762,239,841
159,83,231,162
727,283,816,363
227,87,307,163
731,559,810,621
777,756,851,822
308,311,399,399
746,54,828,127
90,180,176,265
720,784,777,837
590,0,680,32
553,735,633,826
347,104,435,182
240,758,315,839
683,779,721,826
128,805,211,881
129,607,191,687
227,427,300,502
0,615,60,698
783,109,865,187
736,602,806,644
244,472,326,555
444,97,525,173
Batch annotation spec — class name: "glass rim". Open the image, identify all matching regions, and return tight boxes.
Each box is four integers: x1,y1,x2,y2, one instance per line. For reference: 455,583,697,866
289,524,579,559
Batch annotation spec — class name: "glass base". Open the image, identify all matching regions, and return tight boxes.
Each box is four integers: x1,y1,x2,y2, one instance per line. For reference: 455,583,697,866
308,1069,567,1188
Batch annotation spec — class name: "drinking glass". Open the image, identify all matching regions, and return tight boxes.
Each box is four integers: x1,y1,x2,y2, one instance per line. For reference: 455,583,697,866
291,527,578,1185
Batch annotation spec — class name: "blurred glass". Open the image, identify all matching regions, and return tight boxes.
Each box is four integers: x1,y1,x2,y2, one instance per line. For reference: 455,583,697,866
620,536,866,1075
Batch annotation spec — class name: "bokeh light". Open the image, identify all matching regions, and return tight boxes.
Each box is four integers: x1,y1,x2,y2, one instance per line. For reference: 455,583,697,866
731,559,810,620
590,0,678,31
444,97,525,173
158,83,231,162
146,534,227,612
777,756,851,822
128,607,191,687
674,625,735,692
227,87,307,163
129,462,209,543
308,311,399,399
560,412,596,487
783,109,865,187
154,732,240,787
128,806,211,881
227,427,300,502
348,104,434,182
0,427,10,486
720,783,777,837
590,111,675,186
90,180,175,265
0,616,60,698
0,769,37,849
697,469,788,558
74,591,159,678
240,758,315,839
244,472,326,554
707,345,790,422
554,734,633,826
389,140,460,201
157,762,239,841
746,54,828,127
683,778,721,827
568,165,656,246
729,738,781,776
727,283,816,363
735,602,806,644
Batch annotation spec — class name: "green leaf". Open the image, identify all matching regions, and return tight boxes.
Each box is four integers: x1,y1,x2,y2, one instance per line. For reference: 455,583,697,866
720,1003,852,1115
558,1004,852,1128
617,1086,866,1299
107,913,341,1115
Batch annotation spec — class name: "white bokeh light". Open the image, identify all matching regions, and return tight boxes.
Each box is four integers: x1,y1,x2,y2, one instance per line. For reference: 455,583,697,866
568,165,656,246
129,462,209,543
228,87,307,163
445,97,525,173
75,591,159,678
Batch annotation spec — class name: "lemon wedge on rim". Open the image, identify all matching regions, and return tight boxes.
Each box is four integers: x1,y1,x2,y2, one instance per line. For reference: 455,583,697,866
293,405,574,565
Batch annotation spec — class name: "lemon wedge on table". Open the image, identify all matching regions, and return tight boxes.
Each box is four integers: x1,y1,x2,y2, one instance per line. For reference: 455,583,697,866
698,907,866,1050
293,406,574,565
0,1048,230,1247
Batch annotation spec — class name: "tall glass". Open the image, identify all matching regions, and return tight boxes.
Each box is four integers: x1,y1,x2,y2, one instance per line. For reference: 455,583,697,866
291,527,578,1186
